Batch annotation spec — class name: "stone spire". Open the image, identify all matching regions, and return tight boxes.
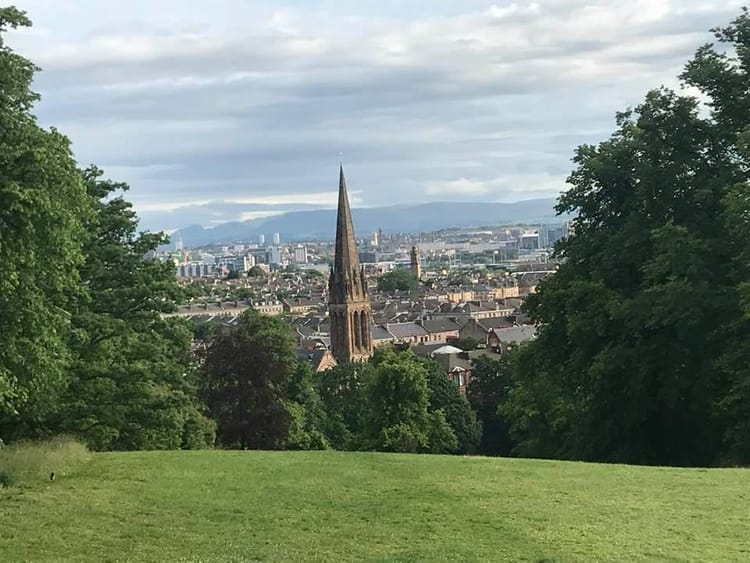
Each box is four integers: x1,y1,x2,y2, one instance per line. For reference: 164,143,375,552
329,166,372,363
333,165,361,286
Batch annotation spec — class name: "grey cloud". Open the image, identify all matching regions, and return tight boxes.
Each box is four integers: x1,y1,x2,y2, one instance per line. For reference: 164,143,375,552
11,0,746,229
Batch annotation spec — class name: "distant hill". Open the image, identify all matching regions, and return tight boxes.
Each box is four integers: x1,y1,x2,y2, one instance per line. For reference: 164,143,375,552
171,198,566,246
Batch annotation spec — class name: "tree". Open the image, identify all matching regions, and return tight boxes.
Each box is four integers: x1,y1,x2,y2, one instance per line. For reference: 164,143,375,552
202,310,296,449
51,167,214,451
0,8,89,431
506,11,750,465
422,359,482,454
468,355,514,456
315,362,373,450
366,349,457,453
377,269,418,292
283,362,329,450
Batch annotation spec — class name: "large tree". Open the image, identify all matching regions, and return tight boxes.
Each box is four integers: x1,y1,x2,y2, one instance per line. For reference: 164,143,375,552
202,310,296,449
367,348,457,453
51,168,214,450
506,11,750,466
0,8,89,430
467,355,514,456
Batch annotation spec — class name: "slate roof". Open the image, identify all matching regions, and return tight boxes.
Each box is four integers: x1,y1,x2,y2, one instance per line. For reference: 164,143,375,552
422,318,461,334
386,322,429,339
491,325,536,343
371,325,395,342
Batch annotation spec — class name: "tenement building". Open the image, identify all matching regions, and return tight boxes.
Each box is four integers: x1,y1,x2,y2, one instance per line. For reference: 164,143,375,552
328,166,373,363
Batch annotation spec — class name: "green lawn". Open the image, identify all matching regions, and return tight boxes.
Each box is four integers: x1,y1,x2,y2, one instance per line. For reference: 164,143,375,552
1,450,748,562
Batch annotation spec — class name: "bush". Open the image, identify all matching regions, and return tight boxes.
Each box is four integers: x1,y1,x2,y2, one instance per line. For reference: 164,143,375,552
381,423,429,453
0,436,89,487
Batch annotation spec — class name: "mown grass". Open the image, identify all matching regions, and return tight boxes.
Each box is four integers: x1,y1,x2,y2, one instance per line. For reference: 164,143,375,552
1,450,748,561
0,435,89,488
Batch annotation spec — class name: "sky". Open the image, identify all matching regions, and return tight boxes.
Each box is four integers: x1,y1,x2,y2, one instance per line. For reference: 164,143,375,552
7,0,744,231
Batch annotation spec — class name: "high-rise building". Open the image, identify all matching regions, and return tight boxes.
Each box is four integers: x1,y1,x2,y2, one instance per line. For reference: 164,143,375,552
294,245,308,264
329,166,373,363
258,234,265,245
272,232,281,245
268,246,282,265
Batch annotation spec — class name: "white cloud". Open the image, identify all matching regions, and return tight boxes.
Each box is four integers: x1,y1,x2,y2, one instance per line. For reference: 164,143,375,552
425,178,490,196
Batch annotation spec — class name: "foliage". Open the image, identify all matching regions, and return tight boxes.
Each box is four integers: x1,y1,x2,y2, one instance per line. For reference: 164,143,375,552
283,363,329,450
366,349,457,453
422,359,481,454
0,436,88,488
452,336,481,351
1,451,749,561
315,362,373,450
43,168,214,451
247,265,266,277
468,354,515,456
507,10,750,465
377,268,419,292
201,310,296,449
0,8,89,423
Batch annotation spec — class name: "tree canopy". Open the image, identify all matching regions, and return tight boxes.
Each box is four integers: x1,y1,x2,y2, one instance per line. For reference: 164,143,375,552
377,269,419,293
506,11,750,466
0,7,89,422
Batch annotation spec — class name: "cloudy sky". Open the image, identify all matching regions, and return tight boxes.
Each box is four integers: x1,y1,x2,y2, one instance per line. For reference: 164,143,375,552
7,0,744,231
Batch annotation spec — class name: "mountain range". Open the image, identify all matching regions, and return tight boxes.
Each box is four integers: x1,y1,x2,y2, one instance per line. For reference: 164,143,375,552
169,198,566,247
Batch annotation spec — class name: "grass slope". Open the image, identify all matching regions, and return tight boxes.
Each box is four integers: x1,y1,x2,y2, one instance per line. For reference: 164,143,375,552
1,450,748,561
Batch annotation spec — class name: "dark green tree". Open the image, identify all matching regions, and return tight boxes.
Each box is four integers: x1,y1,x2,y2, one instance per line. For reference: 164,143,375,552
0,8,89,431
682,9,750,465
468,355,514,456
283,362,329,450
507,11,750,465
315,362,373,450
202,309,296,449
377,269,418,292
422,359,482,454
52,167,214,450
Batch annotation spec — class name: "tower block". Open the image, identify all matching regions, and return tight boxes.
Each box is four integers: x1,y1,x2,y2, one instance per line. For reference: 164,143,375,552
328,166,373,363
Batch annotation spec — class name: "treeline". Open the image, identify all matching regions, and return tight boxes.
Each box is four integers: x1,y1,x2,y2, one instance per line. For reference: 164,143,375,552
199,311,488,454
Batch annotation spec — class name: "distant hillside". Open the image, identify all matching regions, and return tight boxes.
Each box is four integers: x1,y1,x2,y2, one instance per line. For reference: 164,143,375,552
171,199,566,246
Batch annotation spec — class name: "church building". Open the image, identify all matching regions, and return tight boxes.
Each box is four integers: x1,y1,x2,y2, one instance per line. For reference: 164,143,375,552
328,166,373,363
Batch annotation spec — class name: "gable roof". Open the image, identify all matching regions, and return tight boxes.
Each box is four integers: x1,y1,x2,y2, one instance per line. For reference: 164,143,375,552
387,322,429,339
422,318,461,334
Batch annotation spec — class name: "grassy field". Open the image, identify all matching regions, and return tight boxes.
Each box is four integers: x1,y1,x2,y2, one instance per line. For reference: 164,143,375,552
1,448,748,562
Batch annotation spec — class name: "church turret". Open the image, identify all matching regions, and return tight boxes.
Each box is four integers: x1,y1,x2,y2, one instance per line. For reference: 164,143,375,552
329,166,373,363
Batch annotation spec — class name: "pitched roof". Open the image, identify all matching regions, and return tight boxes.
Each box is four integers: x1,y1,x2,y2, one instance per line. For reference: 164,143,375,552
491,325,536,343
422,318,461,334
386,322,429,338
371,325,395,341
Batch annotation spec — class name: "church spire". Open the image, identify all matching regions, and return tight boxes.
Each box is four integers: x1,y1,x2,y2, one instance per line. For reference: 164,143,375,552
334,165,361,281
329,165,372,364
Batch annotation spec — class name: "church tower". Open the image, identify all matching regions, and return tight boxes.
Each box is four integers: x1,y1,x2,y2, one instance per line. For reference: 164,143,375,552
410,245,421,280
329,166,373,363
